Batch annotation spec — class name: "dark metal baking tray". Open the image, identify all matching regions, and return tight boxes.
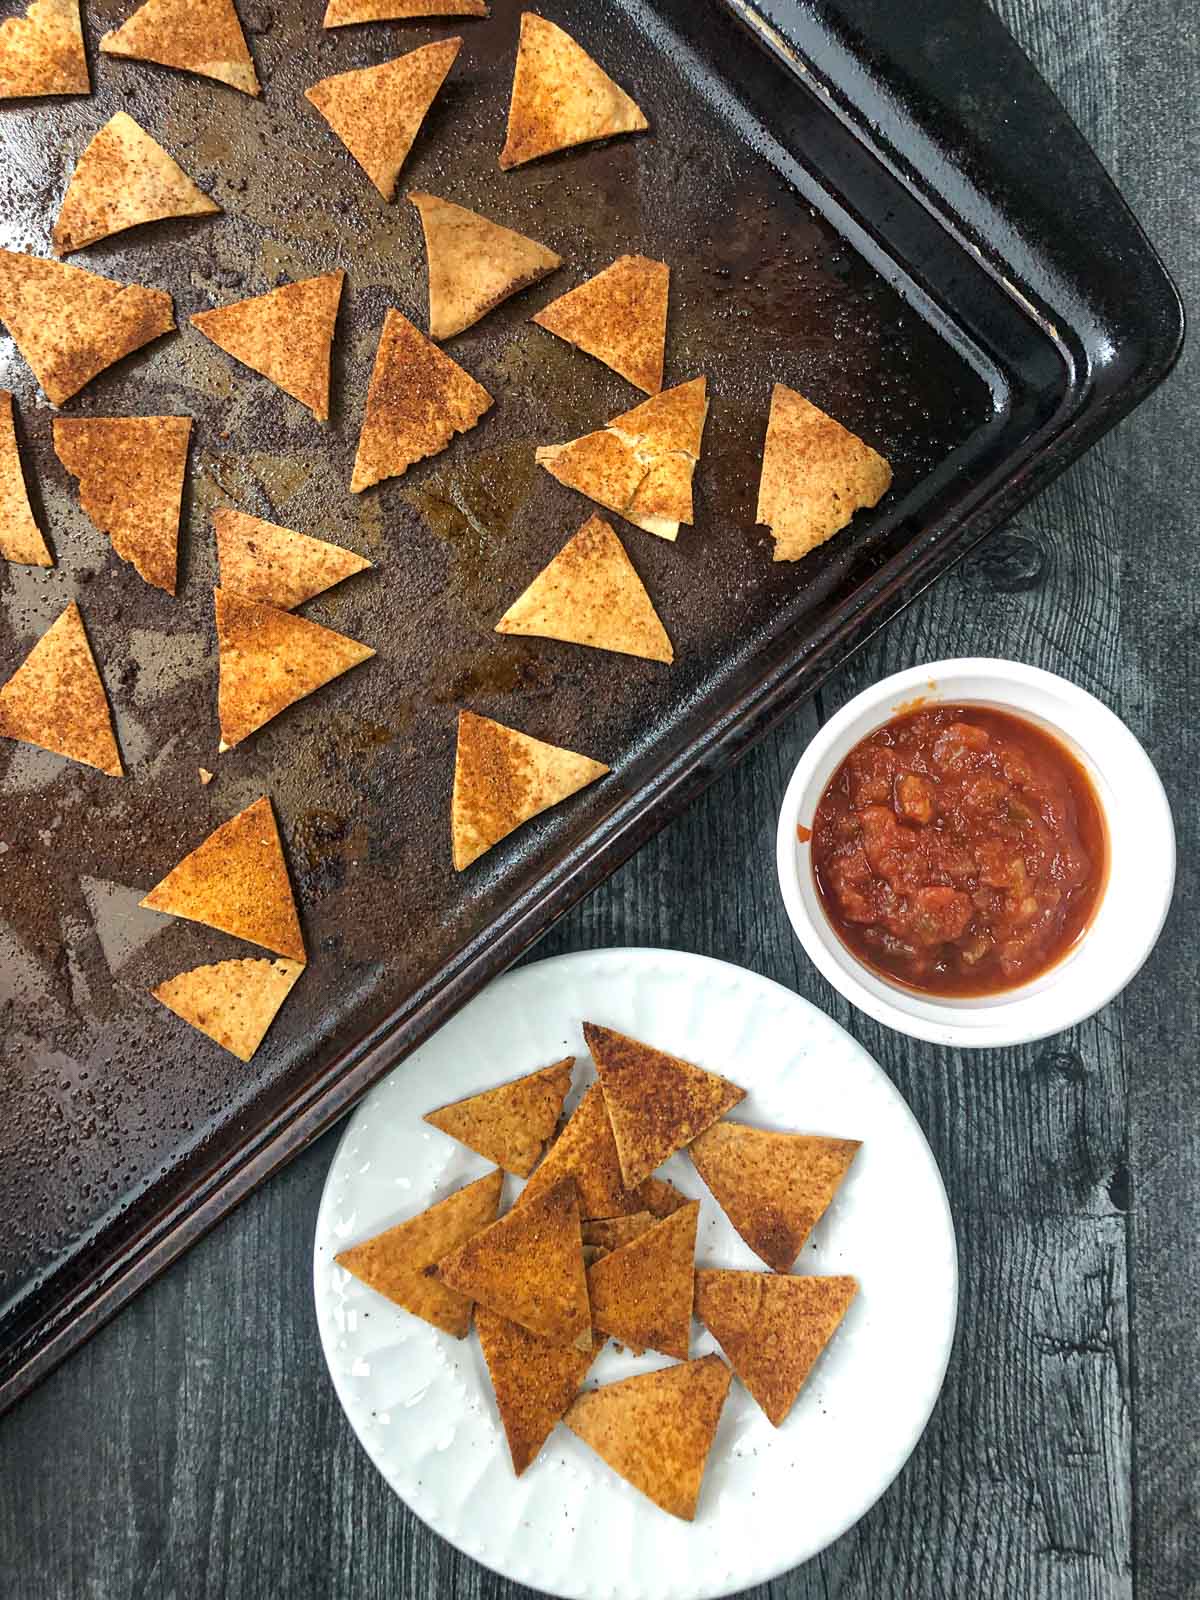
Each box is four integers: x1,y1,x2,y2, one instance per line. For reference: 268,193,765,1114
0,0,1181,1413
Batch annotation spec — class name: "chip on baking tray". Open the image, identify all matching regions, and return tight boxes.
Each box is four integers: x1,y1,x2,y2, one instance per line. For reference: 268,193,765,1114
100,0,260,96
191,272,345,423
0,0,88,99
0,602,121,776
213,509,372,611
532,254,668,395
0,391,52,567
409,191,561,340
151,957,304,1063
500,12,648,171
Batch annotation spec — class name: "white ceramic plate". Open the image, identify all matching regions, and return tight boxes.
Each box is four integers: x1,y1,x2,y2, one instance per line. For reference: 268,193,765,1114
313,949,958,1600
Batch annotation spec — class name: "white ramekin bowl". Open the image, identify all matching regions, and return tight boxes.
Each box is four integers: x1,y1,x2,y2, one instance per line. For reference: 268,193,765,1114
775,659,1176,1049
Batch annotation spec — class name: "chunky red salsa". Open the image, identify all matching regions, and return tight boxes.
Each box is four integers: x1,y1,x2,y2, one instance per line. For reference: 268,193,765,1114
810,704,1107,997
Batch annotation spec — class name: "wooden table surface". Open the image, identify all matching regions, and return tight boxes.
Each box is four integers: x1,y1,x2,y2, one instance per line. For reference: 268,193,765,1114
3,1,1196,1596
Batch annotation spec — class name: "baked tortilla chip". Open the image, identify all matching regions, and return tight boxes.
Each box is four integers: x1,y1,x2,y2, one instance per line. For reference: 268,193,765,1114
564,1354,731,1521
0,602,121,775
306,38,461,201
500,12,648,171
496,514,673,663
0,392,52,567
757,383,892,561
586,1201,698,1358
532,255,667,395
579,1212,656,1253
0,0,88,98
424,1058,574,1177
53,112,220,257
695,1269,857,1427
215,587,375,751
351,308,492,493
518,1082,639,1219
437,1175,589,1345
336,1169,503,1338
0,251,175,408
689,1121,861,1272
214,508,371,611
191,272,345,423
636,1176,688,1219
451,709,607,871
584,1022,745,1190
139,795,306,962
477,1306,596,1476
325,0,486,23
100,0,260,97
152,956,303,1062
409,190,561,340
54,415,191,595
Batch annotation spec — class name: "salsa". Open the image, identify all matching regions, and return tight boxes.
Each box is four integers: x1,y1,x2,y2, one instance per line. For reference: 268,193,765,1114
810,704,1107,997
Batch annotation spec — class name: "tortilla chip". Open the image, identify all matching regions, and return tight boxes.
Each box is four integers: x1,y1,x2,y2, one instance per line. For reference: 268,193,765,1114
54,415,190,595
325,0,486,23
0,0,88,98
586,1201,698,1358
213,508,371,611
139,795,306,963
351,309,492,493
437,1175,589,1345
0,392,51,567
424,1058,573,1177
636,1176,688,1219
0,601,121,775
564,1354,731,1521
757,383,892,561
191,272,345,423
496,514,672,663
531,255,667,395
518,1082,639,1219
409,191,561,340
0,251,175,408
100,0,260,97
689,1122,861,1272
579,1213,656,1252
215,587,375,751
583,1022,745,1190
152,956,303,1062
306,38,461,202
451,709,607,871
499,12,648,171
476,1306,596,1476
695,1269,857,1427
336,1169,503,1337
53,112,220,257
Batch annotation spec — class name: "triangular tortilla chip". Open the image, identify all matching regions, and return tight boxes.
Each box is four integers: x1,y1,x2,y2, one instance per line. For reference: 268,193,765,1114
451,709,607,871
477,1306,596,1476
0,392,52,567
695,1269,857,1427
580,1212,655,1252
0,0,88,98
536,377,707,542
325,0,486,22
424,1058,574,1177
586,1201,698,1358
584,1022,745,1190
215,587,375,750
499,12,648,171
139,795,306,962
757,383,892,562
0,251,175,407
564,1354,731,1521
518,1082,639,1219
636,1176,688,1219
100,0,260,96
350,309,492,493
53,112,220,256
409,191,561,340
689,1122,861,1272
152,956,303,1062
191,272,345,423
213,508,371,611
531,255,667,395
54,415,191,595
496,514,673,662
437,1175,589,1345
0,602,121,775
336,1170,503,1337
306,39,461,202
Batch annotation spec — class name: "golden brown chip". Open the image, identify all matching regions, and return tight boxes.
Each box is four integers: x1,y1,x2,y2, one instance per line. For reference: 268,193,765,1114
324,0,487,23
579,1212,655,1251
424,1058,574,1177
213,508,371,611
532,255,667,394
336,1170,503,1338
0,0,88,98
54,415,191,595
518,1082,639,1219
499,12,648,171
0,392,51,567
0,250,175,408
476,1306,597,1476
636,1176,688,1219
563,1354,732,1521
409,190,561,340
152,957,303,1062
756,383,892,561
0,602,121,776
100,0,260,96
586,1201,698,1358
139,795,306,963
694,1269,857,1427
306,38,461,201
191,272,345,423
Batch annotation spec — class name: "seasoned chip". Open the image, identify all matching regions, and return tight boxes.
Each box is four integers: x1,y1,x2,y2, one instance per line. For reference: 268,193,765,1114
636,1176,688,1219
213,508,372,611
424,1058,574,1177
518,1082,639,1220
324,0,487,23
579,1212,656,1252
0,392,51,567
152,957,303,1062
0,0,88,98
100,0,260,97
532,254,667,394
476,1306,596,1476
336,1169,504,1338
0,602,121,776
191,271,345,423
499,13,648,171
409,190,561,339
586,1201,698,1358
